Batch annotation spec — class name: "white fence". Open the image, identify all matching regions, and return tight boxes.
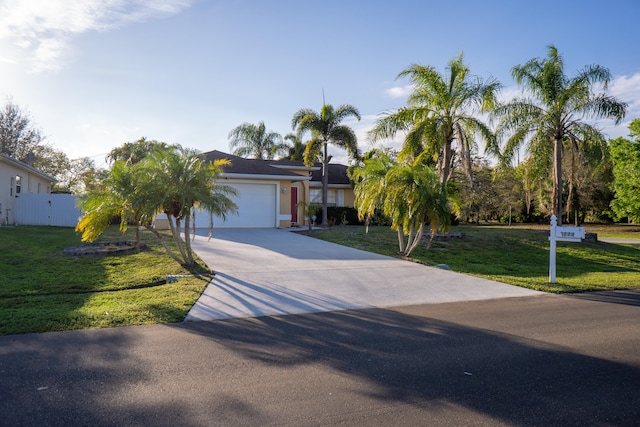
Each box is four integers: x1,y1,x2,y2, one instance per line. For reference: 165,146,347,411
14,194,81,227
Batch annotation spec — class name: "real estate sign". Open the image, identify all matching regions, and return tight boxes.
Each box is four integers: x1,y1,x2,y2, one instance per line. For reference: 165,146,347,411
549,215,585,283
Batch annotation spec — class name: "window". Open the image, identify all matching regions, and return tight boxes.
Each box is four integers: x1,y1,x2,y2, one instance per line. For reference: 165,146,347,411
309,189,343,207
15,176,21,195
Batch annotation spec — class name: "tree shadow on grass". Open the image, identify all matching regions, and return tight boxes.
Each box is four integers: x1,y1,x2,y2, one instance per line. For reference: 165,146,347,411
179,304,640,425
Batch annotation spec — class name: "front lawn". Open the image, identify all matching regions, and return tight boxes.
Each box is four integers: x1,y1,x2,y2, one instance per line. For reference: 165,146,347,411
302,224,640,293
0,226,212,335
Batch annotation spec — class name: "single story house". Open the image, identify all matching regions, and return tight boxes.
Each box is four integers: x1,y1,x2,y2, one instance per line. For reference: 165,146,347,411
190,150,356,228
0,153,56,225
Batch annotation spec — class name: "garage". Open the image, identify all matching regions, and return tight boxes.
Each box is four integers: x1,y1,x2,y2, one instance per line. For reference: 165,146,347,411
194,182,277,228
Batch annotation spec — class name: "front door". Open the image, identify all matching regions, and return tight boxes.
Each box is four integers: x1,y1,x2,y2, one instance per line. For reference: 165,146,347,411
291,186,298,224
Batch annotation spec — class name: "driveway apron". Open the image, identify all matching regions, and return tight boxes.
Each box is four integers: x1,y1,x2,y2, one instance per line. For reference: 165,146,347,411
185,229,543,321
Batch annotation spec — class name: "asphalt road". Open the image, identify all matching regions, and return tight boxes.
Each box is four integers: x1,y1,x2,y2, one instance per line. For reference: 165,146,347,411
1,291,639,426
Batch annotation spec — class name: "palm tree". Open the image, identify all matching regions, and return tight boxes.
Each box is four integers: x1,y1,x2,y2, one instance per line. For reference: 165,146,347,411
491,45,626,223
106,137,168,165
76,159,155,249
352,150,451,256
138,145,237,265
349,148,396,232
370,54,500,185
77,144,237,266
228,121,287,160
292,103,361,226
283,133,306,161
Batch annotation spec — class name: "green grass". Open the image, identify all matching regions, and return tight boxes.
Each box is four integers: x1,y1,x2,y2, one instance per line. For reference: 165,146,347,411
302,224,640,293
0,226,212,335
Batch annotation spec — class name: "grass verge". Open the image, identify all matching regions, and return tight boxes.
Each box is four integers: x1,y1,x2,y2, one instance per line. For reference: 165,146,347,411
302,224,640,293
0,225,212,335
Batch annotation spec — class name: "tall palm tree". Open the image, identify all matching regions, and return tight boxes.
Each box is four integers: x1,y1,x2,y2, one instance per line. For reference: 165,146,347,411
228,121,287,160
370,54,500,185
491,45,626,223
292,103,361,226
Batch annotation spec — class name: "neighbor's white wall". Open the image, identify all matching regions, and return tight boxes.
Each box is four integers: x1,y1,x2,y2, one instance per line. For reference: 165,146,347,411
0,160,52,225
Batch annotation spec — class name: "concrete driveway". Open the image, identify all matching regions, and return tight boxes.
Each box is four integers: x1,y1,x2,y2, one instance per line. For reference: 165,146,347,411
185,229,542,321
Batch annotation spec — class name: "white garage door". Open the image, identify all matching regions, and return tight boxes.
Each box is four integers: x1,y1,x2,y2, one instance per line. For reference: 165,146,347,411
194,182,277,228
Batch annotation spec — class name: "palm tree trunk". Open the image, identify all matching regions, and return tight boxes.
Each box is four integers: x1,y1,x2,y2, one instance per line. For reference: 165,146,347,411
439,140,453,184
184,212,194,265
405,222,425,256
167,215,189,265
321,141,329,226
145,225,184,265
397,225,405,254
567,145,577,226
552,136,563,225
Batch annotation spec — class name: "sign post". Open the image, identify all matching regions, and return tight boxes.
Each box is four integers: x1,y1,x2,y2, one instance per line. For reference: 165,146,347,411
548,215,585,283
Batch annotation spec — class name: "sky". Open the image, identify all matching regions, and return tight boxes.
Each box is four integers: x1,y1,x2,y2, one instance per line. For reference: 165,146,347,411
1,0,639,168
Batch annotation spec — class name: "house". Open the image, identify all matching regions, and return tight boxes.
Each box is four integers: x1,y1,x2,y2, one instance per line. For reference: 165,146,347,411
195,150,356,228
0,153,56,225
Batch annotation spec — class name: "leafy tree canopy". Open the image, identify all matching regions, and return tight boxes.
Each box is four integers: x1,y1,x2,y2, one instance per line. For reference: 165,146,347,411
610,119,640,223
228,121,286,160
0,99,44,162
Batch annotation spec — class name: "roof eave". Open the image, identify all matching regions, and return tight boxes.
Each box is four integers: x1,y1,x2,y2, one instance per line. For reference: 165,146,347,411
220,172,311,182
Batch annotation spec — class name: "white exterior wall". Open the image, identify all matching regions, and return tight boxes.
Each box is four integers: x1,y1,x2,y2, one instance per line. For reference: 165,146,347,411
0,158,53,225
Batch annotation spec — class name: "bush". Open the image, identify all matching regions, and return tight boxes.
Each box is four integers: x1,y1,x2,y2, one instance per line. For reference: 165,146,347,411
314,207,363,226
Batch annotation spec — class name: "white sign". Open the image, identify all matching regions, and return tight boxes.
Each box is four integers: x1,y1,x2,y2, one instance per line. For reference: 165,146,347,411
554,225,585,242
549,215,585,283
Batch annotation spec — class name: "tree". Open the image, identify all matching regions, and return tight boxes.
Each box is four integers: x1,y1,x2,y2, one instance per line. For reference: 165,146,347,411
349,148,396,232
492,45,626,224
30,144,102,194
106,137,168,165
0,100,44,161
610,119,640,223
76,159,151,249
283,133,306,161
228,121,287,160
564,133,610,225
292,103,361,226
369,54,500,185
77,144,237,266
351,149,451,256
30,144,70,184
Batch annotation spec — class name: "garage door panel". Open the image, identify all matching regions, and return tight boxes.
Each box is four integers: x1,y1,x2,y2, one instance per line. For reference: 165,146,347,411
194,183,276,228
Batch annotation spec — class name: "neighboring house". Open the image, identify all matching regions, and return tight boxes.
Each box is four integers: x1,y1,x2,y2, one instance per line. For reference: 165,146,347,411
0,153,56,225
196,150,355,228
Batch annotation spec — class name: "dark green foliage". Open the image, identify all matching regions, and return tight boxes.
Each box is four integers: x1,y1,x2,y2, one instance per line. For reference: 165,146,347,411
314,207,363,226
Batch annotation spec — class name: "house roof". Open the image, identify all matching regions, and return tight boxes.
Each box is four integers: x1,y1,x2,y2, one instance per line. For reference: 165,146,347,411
202,150,352,186
202,150,310,181
0,152,57,182
310,163,351,186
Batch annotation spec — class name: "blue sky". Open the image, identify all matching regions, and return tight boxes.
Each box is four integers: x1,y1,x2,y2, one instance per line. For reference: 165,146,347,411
1,0,639,167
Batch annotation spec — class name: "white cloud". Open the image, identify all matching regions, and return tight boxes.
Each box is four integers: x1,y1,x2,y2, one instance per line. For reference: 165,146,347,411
0,0,193,73
610,73,640,117
385,84,414,99
0,55,17,64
